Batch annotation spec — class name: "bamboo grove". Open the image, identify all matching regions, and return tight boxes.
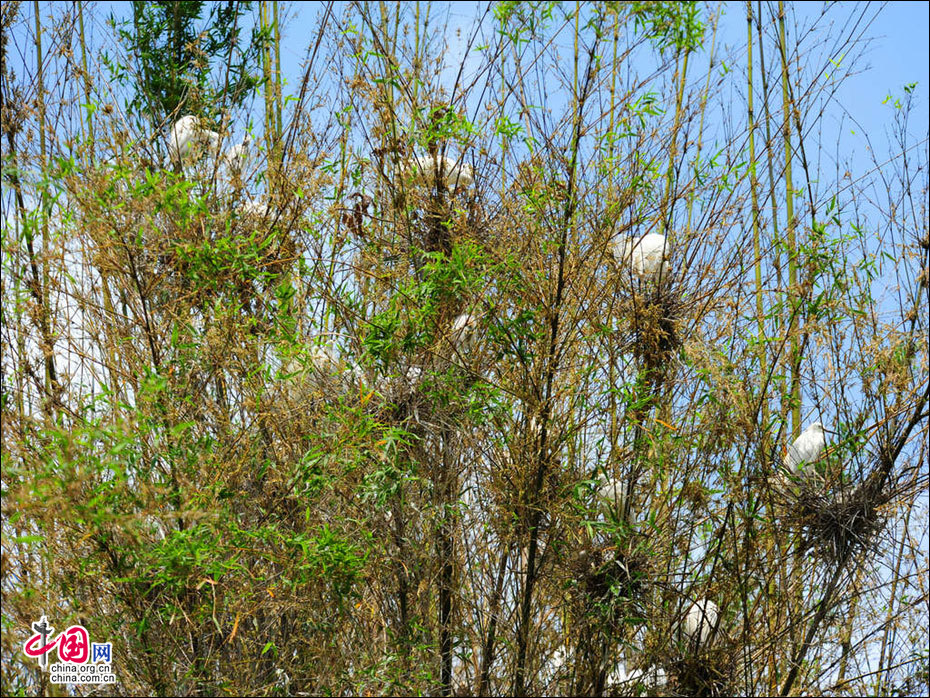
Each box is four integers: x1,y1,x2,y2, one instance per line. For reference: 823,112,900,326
1,2,927,696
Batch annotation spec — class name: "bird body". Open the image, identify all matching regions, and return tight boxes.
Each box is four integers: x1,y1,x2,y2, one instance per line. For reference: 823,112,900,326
607,663,668,690
450,313,480,352
168,115,220,165
309,344,342,377
406,152,473,191
223,135,252,176
613,232,668,280
783,422,826,478
682,599,720,646
240,198,270,218
596,474,626,514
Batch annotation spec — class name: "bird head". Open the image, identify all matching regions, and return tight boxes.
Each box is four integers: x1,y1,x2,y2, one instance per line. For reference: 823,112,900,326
810,422,825,434
176,115,198,131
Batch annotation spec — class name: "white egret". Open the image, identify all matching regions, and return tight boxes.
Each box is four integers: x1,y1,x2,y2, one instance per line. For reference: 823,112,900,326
681,599,720,646
308,344,343,377
607,663,668,690
142,514,167,542
240,198,270,218
612,232,668,280
543,647,568,684
783,422,826,479
450,313,480,352
167,115,220,165
406,152,474,192
222,135,252,177
595,473,627,516
404,366,423,390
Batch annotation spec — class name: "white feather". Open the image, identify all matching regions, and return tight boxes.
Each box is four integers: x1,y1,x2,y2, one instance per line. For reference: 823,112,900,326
406,153,474,191
240,198,270,218
682,599,720,645
596,474,626,512
223,135,252,176
167,115,220,165
607,662,668,689
450,313,480,351
783,422,826,477
613,232,668,280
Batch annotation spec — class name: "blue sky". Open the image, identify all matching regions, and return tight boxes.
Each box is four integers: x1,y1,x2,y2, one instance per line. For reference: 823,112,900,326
32,1,926,172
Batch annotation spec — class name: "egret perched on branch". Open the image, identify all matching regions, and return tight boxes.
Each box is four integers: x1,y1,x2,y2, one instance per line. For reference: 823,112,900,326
308,344,343,377
681,599,720,646
450,313,480,352
595,473,627,519
607,663,668,690
612,232,668,280
240,198,270,218
783,422,826,479
405,152,474,192
167,115,220,165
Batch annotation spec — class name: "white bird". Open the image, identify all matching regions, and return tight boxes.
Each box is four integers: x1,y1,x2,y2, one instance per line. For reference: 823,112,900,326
543,647,568,684
308,344,343,377
612,232,668,280
223,135,252,177
681,599,720,646
783,421,826,478
406,152,474,191
167,114,220,165
344,361,366,388
450,313,480,351
240,198,270,218
595,473,627,515
403,366,423,389
142,514,167,542
607,663,668,690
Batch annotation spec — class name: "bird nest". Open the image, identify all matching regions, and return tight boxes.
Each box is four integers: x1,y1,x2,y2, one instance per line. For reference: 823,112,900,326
618,283,683,381
782,478,888,563
566,536,652,627
667,644,737,698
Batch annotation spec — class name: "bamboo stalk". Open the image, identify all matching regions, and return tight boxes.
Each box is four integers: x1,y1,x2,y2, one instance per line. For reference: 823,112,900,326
778,1,801,439
660,47,690,241
33,0,58,409
261,1,275,192
686,4,720,231
747,1,768,426
273,0,282,138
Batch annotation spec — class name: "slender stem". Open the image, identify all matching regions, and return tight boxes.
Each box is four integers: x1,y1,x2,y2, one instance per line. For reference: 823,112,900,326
778,1,801,439
33,0,57,408
747,1,768,430
273,0,282,137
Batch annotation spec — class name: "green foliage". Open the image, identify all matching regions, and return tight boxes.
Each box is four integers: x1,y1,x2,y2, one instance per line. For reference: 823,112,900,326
110,1,263,122
629,1,705,52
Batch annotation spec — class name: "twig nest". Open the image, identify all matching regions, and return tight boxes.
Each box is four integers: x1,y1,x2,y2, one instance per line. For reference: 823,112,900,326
783,422,826,480
167,115,220,165
782,478,887,563
612,232,668,281
681,599,720,647
405,152,474,192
